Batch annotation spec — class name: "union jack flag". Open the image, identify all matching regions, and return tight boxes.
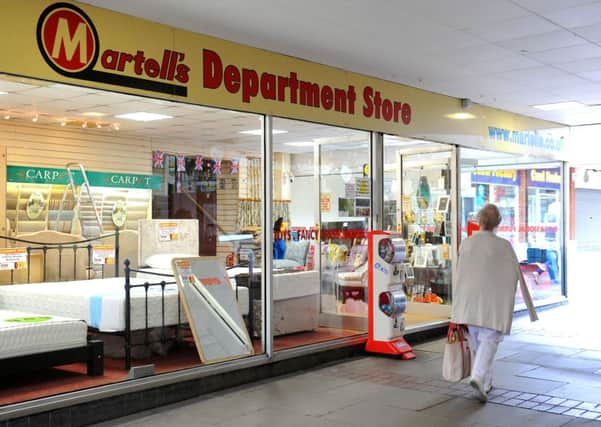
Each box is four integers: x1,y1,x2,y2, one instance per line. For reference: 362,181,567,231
152,150,164,168
176,155,186,172
230,159,239,174
213,159,222,175
194,155,203,171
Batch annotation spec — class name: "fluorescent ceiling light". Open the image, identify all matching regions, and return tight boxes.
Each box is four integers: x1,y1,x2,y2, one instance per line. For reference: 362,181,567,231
0,91,7,95
532,101,584,111
445,112,476,120
115,112,173,122
82,111,106,117
284,141,313,147
240,129,287,135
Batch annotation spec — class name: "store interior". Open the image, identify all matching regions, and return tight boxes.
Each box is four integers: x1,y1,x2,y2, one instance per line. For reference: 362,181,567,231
0,74,564,405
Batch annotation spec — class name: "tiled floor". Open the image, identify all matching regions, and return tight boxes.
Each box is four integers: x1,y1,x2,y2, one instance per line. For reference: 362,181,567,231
95,256,601,426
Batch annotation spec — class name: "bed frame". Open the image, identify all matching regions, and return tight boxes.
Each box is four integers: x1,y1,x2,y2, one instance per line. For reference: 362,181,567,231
0,231,117,375
0,230,122,284
0,340,104,377
122,259,184,370
0,230,189,371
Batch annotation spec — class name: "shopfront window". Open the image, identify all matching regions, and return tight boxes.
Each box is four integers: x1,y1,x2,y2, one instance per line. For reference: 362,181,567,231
383,136,454,326
271,118,369,349
0,75,263,404
460,148,564,305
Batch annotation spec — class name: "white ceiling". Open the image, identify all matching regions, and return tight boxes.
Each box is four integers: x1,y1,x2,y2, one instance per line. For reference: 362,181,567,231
80,0,601,126
0,75,363,156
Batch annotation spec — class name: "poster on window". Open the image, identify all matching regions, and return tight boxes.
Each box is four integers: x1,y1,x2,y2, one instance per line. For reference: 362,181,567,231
345,182,356,198
159,222,179,241
0,248,27,270
92,245,115,265
356,178,370,197
320,193,331,212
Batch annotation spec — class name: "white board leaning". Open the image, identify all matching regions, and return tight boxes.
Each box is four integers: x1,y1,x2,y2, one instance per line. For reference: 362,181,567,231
171,257,254,364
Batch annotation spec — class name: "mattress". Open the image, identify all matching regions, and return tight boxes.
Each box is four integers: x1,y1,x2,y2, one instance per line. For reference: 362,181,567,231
0,277,180,332
0,310,87,359
136,267,249,316
226,267,320,301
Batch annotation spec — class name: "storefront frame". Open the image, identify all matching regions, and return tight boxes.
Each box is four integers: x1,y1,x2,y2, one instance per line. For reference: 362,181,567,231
0,0,572,419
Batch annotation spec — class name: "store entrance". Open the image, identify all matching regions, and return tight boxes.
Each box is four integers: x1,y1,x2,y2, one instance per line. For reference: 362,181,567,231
384,136,455,326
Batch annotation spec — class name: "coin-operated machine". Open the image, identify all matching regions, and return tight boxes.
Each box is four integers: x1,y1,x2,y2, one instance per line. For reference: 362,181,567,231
365,231,416,359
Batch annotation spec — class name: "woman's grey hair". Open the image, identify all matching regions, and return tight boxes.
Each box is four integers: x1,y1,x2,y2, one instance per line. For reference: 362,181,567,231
478,203,502,231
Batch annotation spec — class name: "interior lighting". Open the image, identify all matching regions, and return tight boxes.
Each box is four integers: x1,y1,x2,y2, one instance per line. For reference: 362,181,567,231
82,111,106,117
115,112,173,122
31,115,38,123
532,101,584,111
112,123,120,131
445,112,476,120
82,122,87,128
240,129,288,136
96,122,102,129
3,114,10,120
60,120,67,127
0,91,7,95
284,141,314,147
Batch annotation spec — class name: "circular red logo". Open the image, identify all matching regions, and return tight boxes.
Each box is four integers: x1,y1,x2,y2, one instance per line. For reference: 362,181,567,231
37,3,99,74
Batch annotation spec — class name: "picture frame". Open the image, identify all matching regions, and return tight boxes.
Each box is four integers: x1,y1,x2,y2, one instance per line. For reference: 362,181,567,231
436,195,450,213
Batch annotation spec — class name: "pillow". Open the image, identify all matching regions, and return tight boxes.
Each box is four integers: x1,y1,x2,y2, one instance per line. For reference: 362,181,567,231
285,240,310,266
273,259,301,269
144,253,196,269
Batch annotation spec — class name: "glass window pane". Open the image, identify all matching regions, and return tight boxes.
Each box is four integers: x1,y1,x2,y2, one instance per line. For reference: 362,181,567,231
383,136,453,327
272,118,370,350
460,148,564,305
0,74,264,404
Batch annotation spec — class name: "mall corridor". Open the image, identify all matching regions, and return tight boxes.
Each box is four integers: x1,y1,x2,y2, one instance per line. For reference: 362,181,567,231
96,289,601,427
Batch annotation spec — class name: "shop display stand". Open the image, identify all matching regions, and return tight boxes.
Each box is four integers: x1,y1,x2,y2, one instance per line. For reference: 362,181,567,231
365,231,415,360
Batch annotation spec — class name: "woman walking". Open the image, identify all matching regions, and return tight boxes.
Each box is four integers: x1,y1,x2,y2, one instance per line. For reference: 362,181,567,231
452,204,538,402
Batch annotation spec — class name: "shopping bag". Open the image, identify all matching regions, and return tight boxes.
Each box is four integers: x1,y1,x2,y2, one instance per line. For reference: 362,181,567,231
442,323,471,382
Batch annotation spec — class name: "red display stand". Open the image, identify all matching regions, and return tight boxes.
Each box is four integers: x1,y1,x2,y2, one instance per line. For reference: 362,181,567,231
365,231,415,360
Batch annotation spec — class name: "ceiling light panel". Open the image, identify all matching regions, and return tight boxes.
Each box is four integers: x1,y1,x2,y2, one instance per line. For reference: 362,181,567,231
115,112,173,121
532,101,585,111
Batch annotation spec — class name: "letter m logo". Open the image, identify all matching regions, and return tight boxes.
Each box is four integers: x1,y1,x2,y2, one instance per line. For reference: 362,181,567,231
37,4,98,74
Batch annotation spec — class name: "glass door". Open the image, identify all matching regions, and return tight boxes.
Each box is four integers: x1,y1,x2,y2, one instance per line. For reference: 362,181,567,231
384,135,455,327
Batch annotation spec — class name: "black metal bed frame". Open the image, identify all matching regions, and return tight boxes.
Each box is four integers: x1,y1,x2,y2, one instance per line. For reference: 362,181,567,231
0,230,121,284
0,231,120,376
121,259,184,370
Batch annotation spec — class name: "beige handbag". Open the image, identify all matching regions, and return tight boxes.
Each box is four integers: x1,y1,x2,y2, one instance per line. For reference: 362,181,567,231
442,323,471,382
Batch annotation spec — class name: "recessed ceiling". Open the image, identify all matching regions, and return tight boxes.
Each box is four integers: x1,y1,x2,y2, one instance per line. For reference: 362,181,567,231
0,75,363,156
80,0,601,126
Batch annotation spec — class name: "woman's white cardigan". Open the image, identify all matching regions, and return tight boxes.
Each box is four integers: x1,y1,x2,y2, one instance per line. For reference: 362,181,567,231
451,231,538,334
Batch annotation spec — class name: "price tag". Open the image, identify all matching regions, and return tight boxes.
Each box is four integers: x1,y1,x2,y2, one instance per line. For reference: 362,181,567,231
0,248,27,270
93,245,115,265
159,222,179,241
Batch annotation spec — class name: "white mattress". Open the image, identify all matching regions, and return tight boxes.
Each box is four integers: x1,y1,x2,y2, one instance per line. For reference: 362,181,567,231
136,267,249,316
0,277,180,332
226,267,320,301
0,310,87,359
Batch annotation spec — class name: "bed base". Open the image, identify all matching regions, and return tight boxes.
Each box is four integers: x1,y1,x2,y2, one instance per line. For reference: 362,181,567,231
0,340,104,377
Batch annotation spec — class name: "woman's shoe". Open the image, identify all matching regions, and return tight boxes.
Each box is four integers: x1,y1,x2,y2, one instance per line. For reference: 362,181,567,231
470,377,488,403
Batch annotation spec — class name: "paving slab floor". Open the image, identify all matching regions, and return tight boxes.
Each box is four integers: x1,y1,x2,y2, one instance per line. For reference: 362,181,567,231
95,250,601,426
